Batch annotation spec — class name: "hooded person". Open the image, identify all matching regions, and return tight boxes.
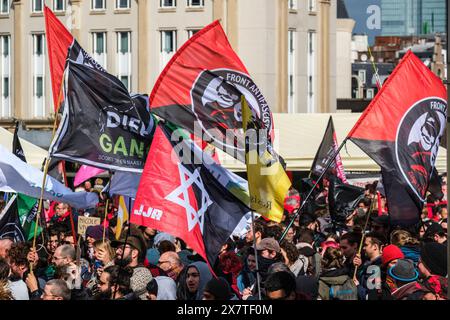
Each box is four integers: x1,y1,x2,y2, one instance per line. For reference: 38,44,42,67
146,276,177,300
177,261,213,300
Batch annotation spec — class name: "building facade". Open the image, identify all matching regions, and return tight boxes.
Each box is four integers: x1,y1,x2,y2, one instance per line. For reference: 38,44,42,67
381,0,446,36
1,0,338,147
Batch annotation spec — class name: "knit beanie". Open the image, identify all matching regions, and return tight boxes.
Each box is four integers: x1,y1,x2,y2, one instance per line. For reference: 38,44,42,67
382,244,404,266
420,242,447,277
86,225,108,240
203,277,232,300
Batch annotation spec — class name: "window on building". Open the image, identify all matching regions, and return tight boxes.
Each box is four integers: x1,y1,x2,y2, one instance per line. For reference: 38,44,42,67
160,30,177,71
187,29,200,39
1,35,11,117
54,0,65,12
34,34,44,56
0,0,10,14
116,0,130,9
92,0,105,10
366,88,374,99
92,32,107,69
117,32,131,91
288,30,296,113
32,0,44,13
160,0,176,8
308,0,316,12
307,31,316,113
187,0,204,7
32,34,45,117
161,30,176,53
288,0,297,10
2,36,9,57
2,77,8,98
358,69,366,84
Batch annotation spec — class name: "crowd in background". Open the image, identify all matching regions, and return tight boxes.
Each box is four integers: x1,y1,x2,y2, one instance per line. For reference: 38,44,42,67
0,175,448,301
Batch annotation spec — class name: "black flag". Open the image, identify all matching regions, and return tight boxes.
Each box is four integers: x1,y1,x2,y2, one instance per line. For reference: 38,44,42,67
49,49,155,173
328,175,365,227
13,121,26,163
0,195,26,242
310,116,347,184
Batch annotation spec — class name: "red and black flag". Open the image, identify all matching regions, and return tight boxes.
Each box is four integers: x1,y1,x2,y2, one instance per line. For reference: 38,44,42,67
347,51,447,226
150,21,274,162
310,116,347,184
130,123,250,269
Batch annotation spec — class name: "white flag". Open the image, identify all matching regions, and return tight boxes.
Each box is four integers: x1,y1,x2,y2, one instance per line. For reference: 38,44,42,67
0,145,98,209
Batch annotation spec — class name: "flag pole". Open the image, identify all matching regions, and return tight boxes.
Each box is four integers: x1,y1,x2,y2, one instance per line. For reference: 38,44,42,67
446,0,450,300
102,198,109,244
352,192,377,280
30,70,66,274
250,210,262,300
280,138,349,242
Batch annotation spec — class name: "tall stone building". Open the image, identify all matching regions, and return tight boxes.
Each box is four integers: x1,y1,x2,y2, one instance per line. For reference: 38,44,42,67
0,0,338,147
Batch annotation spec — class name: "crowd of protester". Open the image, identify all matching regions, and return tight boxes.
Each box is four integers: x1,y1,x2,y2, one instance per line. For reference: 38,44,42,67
0,176,448,300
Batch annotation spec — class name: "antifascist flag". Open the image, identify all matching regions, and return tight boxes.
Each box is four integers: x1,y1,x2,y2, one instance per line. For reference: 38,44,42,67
347,51,447,226
131,123,249,268
49,56,155,173
44,6,74,110
310,116,347,184
242,97,291,223
150,21,274,163
0,195,26,242
13,122,26,163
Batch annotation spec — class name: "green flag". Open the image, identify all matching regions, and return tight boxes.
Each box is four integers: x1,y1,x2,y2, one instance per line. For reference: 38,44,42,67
17,194,42,241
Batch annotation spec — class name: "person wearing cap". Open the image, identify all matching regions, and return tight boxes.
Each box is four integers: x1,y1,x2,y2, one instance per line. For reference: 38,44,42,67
422,221,447,244
255,238,283,282
112,235,153,300
388,259,420,300
418,242,448,278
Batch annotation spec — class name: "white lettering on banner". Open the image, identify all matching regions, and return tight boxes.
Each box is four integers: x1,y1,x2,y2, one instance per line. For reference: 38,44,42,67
133,205,163,221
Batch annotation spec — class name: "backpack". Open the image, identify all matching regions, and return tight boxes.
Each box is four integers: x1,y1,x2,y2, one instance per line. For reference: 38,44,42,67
297,252,321,278
320,277,358,300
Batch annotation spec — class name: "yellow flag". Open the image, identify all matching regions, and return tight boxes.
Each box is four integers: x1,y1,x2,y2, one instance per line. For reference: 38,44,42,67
116,196,129,240
241,96,291,223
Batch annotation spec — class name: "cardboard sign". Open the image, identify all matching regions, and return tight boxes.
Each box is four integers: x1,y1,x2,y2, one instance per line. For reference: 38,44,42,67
77,216,101,236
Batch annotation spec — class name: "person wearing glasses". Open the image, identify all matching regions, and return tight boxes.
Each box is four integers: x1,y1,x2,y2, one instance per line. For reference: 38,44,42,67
157,251,184,282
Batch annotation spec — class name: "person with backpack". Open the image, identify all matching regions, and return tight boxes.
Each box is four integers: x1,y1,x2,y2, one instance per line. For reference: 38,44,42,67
292,228,321,278
318,246,357,300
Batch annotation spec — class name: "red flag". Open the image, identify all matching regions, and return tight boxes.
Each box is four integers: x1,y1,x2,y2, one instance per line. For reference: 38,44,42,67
131,123,249,268
150,21,274,162
44,6,74,110
347,51,447,226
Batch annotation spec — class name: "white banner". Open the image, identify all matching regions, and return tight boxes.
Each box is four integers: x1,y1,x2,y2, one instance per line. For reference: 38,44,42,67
0,145,98,209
